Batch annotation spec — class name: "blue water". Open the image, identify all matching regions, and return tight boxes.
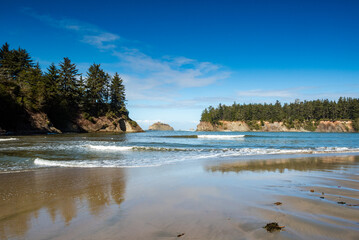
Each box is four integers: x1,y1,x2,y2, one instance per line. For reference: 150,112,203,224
0,131,358,171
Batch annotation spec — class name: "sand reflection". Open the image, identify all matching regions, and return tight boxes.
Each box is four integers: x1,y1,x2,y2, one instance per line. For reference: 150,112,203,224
207,155,359,173
0,168,126,239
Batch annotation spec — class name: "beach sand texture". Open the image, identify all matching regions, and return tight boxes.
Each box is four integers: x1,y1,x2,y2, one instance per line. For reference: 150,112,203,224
0,155,358,240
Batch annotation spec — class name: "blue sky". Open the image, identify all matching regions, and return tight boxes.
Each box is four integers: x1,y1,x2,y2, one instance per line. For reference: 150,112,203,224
1,0,359,130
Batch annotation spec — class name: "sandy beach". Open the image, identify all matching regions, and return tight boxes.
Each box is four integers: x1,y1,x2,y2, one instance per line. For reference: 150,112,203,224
0,155,358,240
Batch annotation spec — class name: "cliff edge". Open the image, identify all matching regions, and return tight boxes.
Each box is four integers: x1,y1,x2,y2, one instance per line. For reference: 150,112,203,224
1,111,143,135
196,120,355,132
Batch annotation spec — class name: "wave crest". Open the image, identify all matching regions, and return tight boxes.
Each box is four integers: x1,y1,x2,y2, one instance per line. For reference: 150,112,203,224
0,138,18,142
197,135,245,139
86,145,133,151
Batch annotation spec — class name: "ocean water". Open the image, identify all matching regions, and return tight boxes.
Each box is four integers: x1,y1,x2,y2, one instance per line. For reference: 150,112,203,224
0,131,359,171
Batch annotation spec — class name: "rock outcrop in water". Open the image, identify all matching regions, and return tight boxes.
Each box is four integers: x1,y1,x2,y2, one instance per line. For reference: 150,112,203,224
148,122,174,131
196,120,354,132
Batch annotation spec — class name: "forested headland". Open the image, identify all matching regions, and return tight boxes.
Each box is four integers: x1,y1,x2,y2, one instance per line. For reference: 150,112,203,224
0,43,141,134
200,98,359,131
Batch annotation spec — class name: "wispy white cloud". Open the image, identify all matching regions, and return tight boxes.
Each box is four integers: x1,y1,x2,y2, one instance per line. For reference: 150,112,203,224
22,8,120,50
237,86,359,103
191,96,237,103
135,119,162,124
113,52,230,102
23,8,230,103
128,96,237,110
129,102,203,110
237,89,296,98
135,119,199,130
82,33,120,50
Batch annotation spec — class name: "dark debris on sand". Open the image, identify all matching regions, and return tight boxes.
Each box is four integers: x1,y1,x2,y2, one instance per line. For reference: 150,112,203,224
263,222,285,232
177,233,185,238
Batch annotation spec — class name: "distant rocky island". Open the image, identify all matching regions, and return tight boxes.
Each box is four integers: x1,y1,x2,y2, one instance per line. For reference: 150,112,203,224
149,122,174,131
0,43,143,135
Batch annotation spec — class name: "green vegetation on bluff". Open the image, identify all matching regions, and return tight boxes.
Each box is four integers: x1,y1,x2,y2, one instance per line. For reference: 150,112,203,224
0,43,128,131
201,99,359,131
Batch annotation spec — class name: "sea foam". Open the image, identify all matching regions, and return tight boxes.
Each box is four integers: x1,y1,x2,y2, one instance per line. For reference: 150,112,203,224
34,158,162,168
34,158,106,168
86,145,133,151
197,135,245,139
0,138,18,142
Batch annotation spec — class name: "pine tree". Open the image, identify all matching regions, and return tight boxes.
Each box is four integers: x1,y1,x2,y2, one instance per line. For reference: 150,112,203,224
44,63,60,99
0,43,33,81
17,63,43,110
42,63,61,115
110,72,127,114
0,43,11,80
59,57,79,107
78,75,86,110
85,63,109,115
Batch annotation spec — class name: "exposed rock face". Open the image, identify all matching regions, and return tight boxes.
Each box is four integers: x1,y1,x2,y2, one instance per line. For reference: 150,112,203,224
0,112,143,135
315,121,353,132
28,111,62,134
197,120,355,132
262,122,289,132
148,122,174,131
196,121,250,131
75,115,143,133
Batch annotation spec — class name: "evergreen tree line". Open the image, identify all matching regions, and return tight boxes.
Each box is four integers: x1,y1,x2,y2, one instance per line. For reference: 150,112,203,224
0,43,127,129
201,98,359,130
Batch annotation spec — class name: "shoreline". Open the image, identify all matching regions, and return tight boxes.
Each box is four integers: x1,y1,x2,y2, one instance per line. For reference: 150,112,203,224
0,129,145,136
2,128,359,136
0,155,358,239
1,150,359,174
2,151,359,172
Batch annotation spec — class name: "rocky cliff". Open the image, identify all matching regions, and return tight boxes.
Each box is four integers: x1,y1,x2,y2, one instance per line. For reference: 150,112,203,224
73,115,143,133
1,111,143,135
148,122,174,131
196,120,355,132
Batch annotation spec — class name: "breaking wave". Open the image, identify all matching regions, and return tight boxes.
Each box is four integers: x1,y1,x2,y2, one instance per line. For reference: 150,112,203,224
33,147,359,169
194,147,359,159
86,144,359,154
33,158,162,168
164,134,246,139
86,145,133,151
0,138,18,142
197,135,245,139
86,145,194,152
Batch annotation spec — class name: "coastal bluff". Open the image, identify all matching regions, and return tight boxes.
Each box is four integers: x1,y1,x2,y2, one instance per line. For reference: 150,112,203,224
0,111,143,135
72,115,143,133
149,122,174,131
196,120,355,132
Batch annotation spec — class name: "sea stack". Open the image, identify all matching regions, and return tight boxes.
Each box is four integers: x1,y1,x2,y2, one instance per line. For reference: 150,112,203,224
148,122,174,131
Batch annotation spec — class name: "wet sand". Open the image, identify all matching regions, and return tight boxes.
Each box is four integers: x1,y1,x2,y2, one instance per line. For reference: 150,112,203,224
0,155,359,239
